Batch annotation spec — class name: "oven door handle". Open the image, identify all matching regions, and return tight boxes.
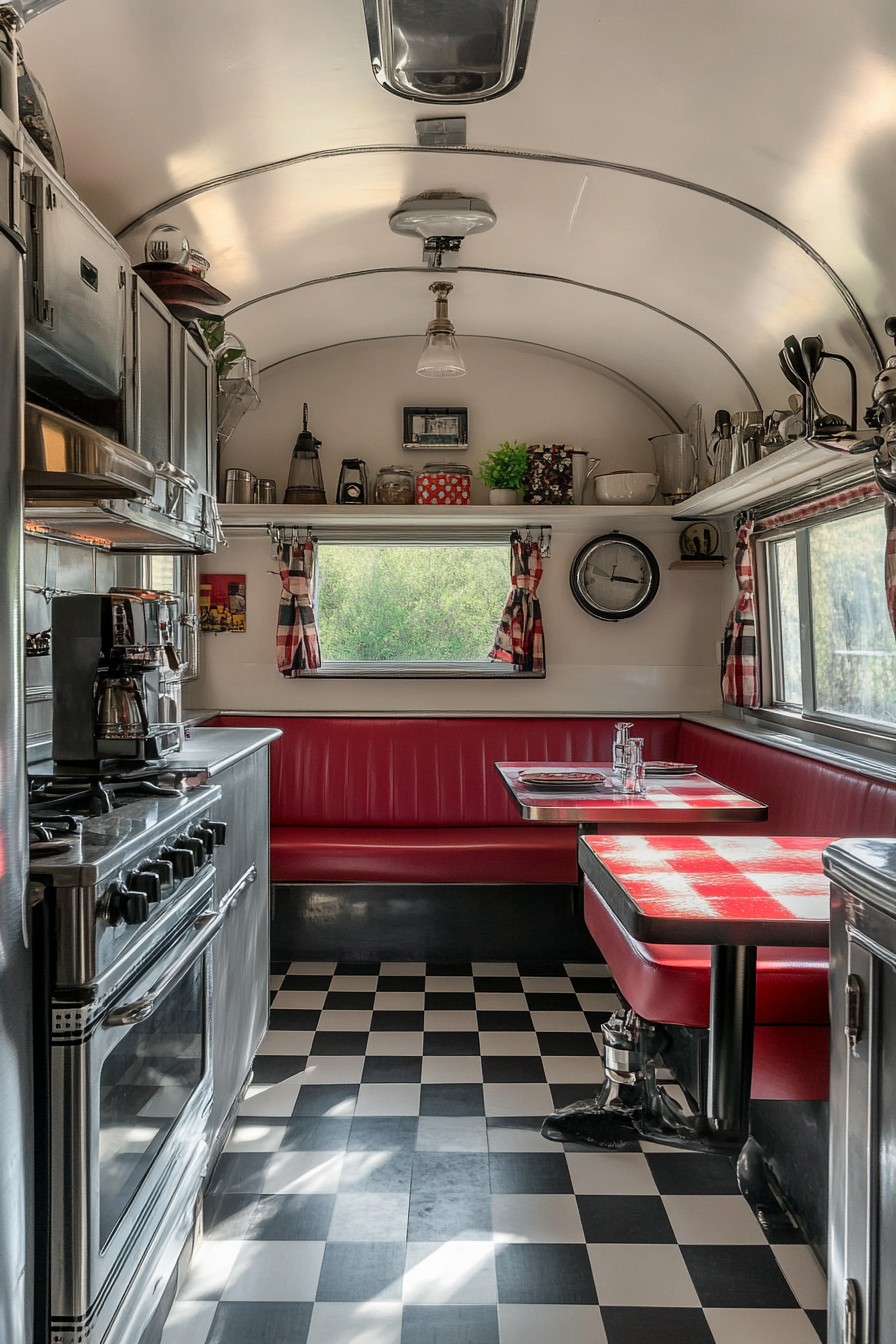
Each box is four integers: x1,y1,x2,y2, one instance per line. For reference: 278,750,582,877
219,864,258,920
103,905,223,1028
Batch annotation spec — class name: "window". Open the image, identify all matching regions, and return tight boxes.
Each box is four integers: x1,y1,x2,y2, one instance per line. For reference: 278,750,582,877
763,504,896,733
313,541,529,676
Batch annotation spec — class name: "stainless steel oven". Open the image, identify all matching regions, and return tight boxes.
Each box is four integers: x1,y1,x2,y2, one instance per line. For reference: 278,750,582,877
30,780,226,1344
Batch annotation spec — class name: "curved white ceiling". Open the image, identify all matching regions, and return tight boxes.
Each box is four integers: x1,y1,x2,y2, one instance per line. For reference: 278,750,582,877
19,0,896,416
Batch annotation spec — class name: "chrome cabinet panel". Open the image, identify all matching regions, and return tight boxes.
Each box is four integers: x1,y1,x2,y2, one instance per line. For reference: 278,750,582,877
0,191,31,1344
209,747,270,1145
21,146,127,400
829,873,896,1344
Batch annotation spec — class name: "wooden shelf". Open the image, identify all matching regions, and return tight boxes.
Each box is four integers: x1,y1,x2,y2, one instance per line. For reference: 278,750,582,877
668,559,727,569
218,503,678,533
671,435,874,520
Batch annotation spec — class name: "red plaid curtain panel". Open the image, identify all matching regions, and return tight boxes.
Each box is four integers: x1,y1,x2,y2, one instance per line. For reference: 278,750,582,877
276,538,322,676
721,519,758,707
490,533,545,673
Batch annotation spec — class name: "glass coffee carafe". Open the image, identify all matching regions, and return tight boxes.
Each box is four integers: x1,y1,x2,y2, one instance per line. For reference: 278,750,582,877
650,433,698,503
284,403,327,504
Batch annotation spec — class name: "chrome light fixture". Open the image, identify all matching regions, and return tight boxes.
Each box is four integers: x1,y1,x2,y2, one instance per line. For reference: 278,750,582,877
390,190,496,270
417,282,465,378
363,0,539,103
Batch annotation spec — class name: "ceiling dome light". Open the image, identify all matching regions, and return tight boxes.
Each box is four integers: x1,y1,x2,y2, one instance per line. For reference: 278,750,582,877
417,282,466,378
363,0,539,103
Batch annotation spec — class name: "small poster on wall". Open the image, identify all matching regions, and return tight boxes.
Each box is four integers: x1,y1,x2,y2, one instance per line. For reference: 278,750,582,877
200,574,246,633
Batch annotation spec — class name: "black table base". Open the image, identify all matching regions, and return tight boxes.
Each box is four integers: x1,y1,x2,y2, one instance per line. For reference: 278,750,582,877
541,1003,749,1153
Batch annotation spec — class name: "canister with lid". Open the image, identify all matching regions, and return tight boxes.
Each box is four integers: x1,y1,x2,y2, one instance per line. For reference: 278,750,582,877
374,466,415,504
415,461,472,505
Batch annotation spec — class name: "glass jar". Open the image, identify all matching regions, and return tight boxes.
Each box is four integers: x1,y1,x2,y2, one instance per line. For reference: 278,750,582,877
374,466,415,505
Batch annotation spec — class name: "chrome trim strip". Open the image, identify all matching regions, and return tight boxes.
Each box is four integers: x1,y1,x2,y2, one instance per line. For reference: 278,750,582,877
259,334,684,432
224,265,760,410
114,143,882,365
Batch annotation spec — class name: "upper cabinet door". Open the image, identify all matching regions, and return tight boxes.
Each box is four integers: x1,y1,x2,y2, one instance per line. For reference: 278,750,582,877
21,151,127,402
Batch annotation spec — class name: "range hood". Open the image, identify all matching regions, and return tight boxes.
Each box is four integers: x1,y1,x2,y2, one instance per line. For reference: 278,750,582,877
25,403,154,498
24,404,216,551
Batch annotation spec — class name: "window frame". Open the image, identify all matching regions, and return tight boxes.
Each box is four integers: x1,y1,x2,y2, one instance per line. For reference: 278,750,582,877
305,533,546,680
754,495,896,753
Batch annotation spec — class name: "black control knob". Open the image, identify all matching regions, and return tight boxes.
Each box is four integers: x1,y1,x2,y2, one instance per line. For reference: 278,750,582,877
207,820,227,845
140,859,174,894
106,884,149,926
176,834,205,866
160,845,196,880
126,869,162,904
190,824,215,856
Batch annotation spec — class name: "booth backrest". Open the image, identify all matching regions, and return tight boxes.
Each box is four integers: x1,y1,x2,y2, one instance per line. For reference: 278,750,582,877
210,716,680,828
677,722,896,837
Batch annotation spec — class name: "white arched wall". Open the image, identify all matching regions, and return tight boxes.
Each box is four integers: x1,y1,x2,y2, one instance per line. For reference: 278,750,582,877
188,337,731,715
219,335,685,499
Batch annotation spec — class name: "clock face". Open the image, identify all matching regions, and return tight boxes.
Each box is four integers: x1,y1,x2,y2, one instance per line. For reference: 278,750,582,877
570,534,660,621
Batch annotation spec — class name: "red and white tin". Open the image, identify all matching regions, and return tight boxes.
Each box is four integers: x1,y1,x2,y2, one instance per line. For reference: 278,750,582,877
415,462,472,505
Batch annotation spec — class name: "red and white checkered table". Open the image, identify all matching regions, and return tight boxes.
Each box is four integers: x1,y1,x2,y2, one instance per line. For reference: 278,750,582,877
577,833,833,1135
495,762,768,825
578,833,832,947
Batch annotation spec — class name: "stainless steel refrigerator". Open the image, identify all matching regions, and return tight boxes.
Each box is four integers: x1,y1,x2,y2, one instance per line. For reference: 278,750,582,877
0,119,33,1344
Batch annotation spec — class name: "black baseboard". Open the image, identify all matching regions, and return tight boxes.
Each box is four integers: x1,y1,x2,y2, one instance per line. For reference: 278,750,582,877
271,882,597,963
750,1099,829,1267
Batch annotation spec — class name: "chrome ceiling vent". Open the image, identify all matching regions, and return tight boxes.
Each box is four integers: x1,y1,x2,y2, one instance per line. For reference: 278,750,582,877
363,0,539,103
390,190,496,268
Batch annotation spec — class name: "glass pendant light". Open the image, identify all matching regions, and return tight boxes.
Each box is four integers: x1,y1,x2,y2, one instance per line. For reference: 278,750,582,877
416,281,466,378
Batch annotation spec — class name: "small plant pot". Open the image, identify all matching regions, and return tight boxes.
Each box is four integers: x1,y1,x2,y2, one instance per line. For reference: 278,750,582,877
489,488,519,505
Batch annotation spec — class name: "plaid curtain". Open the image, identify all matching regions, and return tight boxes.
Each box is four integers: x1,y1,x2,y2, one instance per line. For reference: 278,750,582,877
490,533,545,672
755,481,881,534
276,537,321,676
721,520,758,707
758,479,896,638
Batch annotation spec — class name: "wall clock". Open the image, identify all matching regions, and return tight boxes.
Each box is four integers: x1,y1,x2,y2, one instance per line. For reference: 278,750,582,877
569,533,660,621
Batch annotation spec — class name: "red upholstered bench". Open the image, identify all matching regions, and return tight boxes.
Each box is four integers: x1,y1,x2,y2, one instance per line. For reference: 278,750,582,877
201,712,896,1098
206,715,680,885
583,877,831,1101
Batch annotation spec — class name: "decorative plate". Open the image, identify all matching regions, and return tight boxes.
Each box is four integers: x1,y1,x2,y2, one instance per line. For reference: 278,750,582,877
518,770,606,789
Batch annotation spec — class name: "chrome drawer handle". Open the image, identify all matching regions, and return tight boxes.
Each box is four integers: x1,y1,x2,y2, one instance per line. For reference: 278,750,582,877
219,864,258,919
103,906,223,1028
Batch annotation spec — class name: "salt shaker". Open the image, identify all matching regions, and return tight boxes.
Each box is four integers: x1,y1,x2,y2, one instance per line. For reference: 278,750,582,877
613,722,634,777
623,737,645,795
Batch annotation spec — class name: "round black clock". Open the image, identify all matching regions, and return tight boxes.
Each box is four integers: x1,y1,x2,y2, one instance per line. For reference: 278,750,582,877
569,533,661,621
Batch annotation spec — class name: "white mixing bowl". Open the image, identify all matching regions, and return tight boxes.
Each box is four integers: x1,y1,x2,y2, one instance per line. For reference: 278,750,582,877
593,471,658,505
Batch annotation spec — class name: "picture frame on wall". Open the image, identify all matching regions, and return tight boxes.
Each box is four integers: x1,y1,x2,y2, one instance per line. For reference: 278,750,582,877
403,406,468,450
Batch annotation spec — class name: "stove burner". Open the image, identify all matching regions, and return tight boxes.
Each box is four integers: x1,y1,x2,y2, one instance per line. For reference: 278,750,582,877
30,838,74,856
29,812,81,856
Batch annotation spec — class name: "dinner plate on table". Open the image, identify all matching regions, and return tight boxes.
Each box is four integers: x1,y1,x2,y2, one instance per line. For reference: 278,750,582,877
518,769,606,790
643,762,698,776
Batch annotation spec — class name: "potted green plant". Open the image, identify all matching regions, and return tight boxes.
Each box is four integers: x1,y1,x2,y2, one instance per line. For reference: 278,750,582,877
477,441,530,504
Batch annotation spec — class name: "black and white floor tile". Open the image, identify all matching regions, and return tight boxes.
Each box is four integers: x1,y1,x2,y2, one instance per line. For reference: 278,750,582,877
161,961,827,1344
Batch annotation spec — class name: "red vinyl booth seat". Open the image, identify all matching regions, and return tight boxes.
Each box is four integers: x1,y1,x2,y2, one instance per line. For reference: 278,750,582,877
271,825,579,885
583,876,831,1100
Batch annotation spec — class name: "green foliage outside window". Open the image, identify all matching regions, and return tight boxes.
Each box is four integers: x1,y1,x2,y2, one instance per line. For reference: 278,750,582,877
316,544,509,662
810,510,896,726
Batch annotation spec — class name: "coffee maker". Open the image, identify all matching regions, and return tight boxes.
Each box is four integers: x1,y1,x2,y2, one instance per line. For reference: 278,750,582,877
51,593,183,767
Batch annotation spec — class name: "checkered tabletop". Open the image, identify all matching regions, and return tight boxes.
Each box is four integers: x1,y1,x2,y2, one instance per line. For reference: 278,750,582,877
580,835,833,946
161,961,826,1344
496,763,768,824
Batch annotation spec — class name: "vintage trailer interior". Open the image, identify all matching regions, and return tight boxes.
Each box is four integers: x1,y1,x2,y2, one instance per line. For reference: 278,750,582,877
8,2,896,1342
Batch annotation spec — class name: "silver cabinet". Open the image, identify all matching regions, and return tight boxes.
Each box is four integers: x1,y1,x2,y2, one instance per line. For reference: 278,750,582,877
825,839,896,1344
209,747,271,1152
21,143,128,402
131,274,217,526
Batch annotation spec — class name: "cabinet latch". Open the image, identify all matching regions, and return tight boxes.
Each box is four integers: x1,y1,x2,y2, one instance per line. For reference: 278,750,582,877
845,974,863,1051
844,1277,859,1344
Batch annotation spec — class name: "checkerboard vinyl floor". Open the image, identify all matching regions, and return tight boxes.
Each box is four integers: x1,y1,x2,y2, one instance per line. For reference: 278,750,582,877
161,961,827,1344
